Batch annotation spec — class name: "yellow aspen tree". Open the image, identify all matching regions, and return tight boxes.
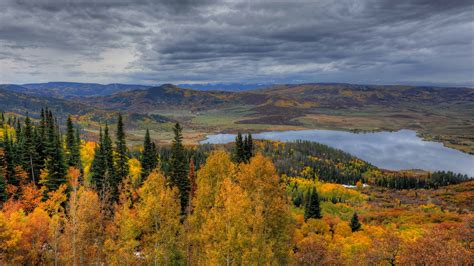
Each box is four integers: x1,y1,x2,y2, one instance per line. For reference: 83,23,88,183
136,170,183,265
105,177,141,265
62,168,104,265
236,153,294,264
187,150,236,262
79,141,96,185
199,178,253,265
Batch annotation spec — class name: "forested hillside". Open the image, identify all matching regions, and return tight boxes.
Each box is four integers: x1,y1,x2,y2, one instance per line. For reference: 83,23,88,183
0,110,471,265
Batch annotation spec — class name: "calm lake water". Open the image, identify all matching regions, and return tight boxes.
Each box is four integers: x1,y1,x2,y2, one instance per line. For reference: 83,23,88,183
201,129,474,176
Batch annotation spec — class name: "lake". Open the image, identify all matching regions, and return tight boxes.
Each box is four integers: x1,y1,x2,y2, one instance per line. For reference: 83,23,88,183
201,129,474,176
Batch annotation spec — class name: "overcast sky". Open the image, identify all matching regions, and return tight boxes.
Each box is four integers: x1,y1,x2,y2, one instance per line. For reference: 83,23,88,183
0,0,473,86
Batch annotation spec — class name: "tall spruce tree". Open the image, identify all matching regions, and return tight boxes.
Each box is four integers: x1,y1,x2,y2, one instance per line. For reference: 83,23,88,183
65,116,82,171
103,123,115,181
350,212,362,232
74,128,83,173
233,132,245,163
140,128,157,180
169,122,189,213
3,132,17,186
244,133,253,162
0,147,7,203
90,127,106,194
304,187,322,220
21,114,38,183
114,114,129,188
91,123,116,201
41,111,67,194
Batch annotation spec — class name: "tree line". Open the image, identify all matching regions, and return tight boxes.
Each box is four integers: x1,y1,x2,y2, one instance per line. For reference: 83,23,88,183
173,140,471,189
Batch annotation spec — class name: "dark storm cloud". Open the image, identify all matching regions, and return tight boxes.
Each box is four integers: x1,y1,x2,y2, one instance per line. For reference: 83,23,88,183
0,0,472,85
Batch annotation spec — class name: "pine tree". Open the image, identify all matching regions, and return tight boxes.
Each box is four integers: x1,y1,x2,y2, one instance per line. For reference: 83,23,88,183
21,114,38,183
114,114,129,192
169,122,189,213
350,212,361,232
90,127,106,194
41,114,67,194
103,123,115,182
74,128,83,173
304,187,322,220
233,132,245,163
90,123,116,204
3,132,17,186
187,157,196,216
140,129,157,180
33,126,46,182
244,133,253,162
65,116,82,171
0,148,7,203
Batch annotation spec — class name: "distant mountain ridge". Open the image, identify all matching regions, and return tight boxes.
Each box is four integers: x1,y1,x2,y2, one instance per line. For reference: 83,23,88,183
1,82,150,99
178,83,272,91
0,82,274,98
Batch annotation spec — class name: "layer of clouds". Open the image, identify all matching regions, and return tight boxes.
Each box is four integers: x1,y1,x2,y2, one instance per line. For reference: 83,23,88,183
0,0,473,85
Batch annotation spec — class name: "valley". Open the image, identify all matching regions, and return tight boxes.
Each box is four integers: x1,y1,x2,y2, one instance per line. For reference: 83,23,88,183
2,82,473,154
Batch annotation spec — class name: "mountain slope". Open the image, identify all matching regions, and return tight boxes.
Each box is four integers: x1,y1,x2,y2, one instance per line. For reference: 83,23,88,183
0,86,172,129
0,85,93,115
2,82,150,98
84,84,236,112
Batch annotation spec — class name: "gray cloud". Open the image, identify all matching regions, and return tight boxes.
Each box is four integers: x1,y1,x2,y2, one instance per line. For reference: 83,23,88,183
0,0,472,86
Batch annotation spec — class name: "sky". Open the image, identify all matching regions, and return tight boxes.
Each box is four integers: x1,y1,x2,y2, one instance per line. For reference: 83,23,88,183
1,0,473,86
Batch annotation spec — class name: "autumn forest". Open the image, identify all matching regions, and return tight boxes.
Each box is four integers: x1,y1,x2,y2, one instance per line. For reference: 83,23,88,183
0,109,471,265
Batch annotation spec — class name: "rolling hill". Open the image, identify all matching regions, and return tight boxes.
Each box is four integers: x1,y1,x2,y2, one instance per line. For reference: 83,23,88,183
1,82,473,152
1,82,150,99
79,83,474,152
0,86,171,132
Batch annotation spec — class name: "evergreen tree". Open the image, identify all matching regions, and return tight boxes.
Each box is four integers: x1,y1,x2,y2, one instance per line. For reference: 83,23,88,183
21,114,39,183
0,148,7,203
140,129,158,180
91,124,116,201
33,120,46,182
244,133,253,162
3,133,17,186
350,212,362,232
187,157,196,216
65,116,82,172
41,111,67,194
114,114,129,190
169,122,189,213
90,127,106,194
103,123,115,181
233,132,245,163
74,128,83,173
304,187,322,220
293,191,303,207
